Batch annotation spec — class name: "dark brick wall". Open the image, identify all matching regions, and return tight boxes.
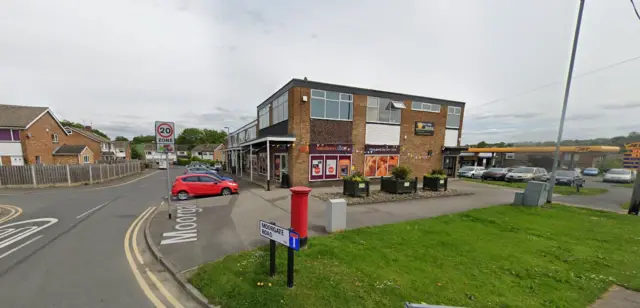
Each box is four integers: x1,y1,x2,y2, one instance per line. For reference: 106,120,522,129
309,119,353,144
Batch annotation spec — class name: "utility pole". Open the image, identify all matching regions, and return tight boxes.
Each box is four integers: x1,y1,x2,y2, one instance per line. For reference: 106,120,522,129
547,0,586,203
628,168,640,215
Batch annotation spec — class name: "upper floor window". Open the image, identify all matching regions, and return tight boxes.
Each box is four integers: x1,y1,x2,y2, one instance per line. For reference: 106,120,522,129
411,101,441,113
0,129,20,142
83,155,90,163
259,105,270,129
65,127,73,134
366,97,403,124
446,106,462,128
310,90,353,120
272,93,288,124
52,134,59,144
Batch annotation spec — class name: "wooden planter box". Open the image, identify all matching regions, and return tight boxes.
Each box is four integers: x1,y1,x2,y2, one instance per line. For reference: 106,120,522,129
380,177,417,194
343,180,370,197
423,176,448,191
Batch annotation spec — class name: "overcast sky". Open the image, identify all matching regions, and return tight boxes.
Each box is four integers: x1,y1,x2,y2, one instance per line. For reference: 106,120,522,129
1,0,639,144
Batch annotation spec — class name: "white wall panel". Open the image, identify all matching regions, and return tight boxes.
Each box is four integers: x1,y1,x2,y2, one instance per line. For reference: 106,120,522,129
444,129,459,147
0,142,23,156
365,124,400,145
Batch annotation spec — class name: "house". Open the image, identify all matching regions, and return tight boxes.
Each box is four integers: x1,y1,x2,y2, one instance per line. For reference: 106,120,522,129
0,104,74,166
224,78,467,187
191,144,224,161
143,143,177,162
52,145,94,165
112,141,131,160
65,126,114,161
176,145,190,158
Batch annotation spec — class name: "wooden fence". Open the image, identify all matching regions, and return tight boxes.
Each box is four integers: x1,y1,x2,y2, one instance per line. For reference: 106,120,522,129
0,161,143,188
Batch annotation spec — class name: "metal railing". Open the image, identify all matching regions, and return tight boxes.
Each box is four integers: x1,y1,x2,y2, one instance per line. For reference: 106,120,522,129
0,161,142,188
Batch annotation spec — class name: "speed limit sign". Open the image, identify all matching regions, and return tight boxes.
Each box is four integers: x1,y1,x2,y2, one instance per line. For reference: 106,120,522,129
155,121,175,152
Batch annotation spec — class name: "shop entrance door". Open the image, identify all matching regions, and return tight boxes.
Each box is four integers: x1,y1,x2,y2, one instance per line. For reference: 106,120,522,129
273,153,288,184
443,156,457,177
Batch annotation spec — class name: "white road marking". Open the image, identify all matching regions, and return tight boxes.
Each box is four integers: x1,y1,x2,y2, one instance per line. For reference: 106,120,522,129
76,201,110,219
0,218,58,249
139,184,147,188
0,235,42,260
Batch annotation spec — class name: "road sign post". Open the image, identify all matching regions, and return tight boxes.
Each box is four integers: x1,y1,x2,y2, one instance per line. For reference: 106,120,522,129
155,121,175,199
259,221,300,288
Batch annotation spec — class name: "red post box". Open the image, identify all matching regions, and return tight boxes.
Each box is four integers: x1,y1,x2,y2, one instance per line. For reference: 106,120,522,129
290,186,312,247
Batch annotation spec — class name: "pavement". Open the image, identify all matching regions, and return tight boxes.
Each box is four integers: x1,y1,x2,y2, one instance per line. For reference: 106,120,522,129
554,176,633,212
0,166,200,308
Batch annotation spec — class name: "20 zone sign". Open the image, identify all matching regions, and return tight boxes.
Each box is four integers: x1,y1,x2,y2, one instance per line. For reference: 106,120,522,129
155,121,175,146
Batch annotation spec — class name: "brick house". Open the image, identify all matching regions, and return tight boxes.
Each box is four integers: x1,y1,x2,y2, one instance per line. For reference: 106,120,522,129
0,104,76,166
225,79,466,188
52,145,94,165
65,126,114,161
112,141,131,160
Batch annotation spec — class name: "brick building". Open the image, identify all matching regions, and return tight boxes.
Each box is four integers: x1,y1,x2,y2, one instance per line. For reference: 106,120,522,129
52,145,95,165
65,126,114,161
225,79,466,188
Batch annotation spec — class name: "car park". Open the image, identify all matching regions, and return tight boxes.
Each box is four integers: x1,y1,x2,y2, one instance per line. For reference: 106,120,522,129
481,168,513,181
171,174,239,200
541,170,585,187
457,166,486,178
603,169,636,183
583,167,599,176
505,167,547,182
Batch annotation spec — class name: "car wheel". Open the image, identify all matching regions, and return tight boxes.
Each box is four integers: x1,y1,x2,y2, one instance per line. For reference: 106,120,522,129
177,191,189,200
221,188,232,196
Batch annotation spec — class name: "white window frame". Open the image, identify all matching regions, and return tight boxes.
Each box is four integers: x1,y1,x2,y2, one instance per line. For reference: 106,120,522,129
272,93,288,125
411,101,442,113
52,133,59,144
259,105,270,129
310,89,353,121
446,106,462,129
366,97,402,124
83,155,90,164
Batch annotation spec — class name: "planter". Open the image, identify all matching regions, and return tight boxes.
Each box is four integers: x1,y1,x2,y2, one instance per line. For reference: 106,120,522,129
423,176,448,191
343,180,370,197
380,176,418,194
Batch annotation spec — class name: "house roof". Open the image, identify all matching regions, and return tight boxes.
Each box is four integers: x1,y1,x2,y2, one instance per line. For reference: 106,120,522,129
0,105,69,135
102,151,116,156
68,127,110,143
192,144,222,152
53,145,88,156
143,143,157,151
112,140,129,148
176,144,190,151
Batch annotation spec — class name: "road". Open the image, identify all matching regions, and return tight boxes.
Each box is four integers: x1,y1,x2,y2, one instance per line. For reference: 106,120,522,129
0,167,195,308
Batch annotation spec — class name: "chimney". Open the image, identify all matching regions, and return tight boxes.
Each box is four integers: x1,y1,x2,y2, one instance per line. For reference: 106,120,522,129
84,125,92,132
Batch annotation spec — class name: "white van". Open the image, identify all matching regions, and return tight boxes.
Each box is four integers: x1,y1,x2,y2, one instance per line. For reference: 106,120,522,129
158,160,167,170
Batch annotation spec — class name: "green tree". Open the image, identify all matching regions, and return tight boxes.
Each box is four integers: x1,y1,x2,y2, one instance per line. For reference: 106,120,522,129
60,120,110,139
476,141,488,148
202,128,227,144
131,135,155,144
114,136,129,141
176,128,205,146
131,146,143,159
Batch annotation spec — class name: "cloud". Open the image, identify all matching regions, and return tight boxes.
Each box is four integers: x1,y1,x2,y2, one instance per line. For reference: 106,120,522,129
605,101,640,109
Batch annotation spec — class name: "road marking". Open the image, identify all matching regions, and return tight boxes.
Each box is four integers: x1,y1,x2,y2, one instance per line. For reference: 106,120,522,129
140,184,147,188
0,205,22,224
125,207,166,308
0,218,58,249
132,207,185,308
0,235,42,260
76,201,110,219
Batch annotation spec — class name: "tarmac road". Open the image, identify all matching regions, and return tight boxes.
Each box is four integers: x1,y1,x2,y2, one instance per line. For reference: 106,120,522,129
0,168,185,308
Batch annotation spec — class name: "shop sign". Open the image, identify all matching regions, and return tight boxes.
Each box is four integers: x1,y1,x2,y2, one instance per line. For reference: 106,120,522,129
364,144,400,155
415,121,435,136
309,144,352,154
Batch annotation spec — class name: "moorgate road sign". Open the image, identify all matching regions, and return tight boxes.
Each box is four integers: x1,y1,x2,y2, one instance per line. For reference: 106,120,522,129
155,121,175,152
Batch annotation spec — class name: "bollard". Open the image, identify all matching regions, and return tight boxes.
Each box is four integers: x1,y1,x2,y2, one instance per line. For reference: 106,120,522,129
326,199,347,233
290,186,312,248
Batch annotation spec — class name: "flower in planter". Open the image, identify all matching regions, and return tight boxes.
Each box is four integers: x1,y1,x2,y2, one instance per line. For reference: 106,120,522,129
425,168,447,179
343,170,370,182
390,166,412,180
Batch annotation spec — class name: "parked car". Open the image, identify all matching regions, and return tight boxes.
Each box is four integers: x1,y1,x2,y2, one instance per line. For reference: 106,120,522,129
603,169,636,183
482,168,512,181
541,170,585,187
583,167,599,176
573,168,582,174
505,167,547,182
171,174,239,200
158,160,167,170
457,166,486,178
187,169,235,182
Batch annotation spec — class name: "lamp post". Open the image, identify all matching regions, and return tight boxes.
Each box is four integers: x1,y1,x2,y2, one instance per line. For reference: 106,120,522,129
547,0,586,203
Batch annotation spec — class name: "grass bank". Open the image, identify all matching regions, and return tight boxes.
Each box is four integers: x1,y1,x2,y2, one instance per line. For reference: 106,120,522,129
614,183,634,188
190,204,639,308
463,178,608,196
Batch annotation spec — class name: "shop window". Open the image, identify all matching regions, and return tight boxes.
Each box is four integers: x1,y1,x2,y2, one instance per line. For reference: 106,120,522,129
258,152,267,175
310,89,353,120
364,155,399,177
309,154,352,181
366,97,402,124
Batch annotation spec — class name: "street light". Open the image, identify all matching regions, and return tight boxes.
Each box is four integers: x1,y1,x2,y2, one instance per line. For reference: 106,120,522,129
224,126,230,134
547,0,586,203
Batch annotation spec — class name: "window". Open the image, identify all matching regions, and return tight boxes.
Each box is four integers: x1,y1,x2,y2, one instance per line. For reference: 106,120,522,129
259,105,270,129
35,156,42,164
447,106,462,128
366,97,401,124
310,89,353,120
0,129,20,141
146,151,152,155
51,134,59,144
411,101,442,113
83,155,90,163
198,176,218,183
364,155,399,177
272,92,288,124
65,128,73,134
182,176,198,182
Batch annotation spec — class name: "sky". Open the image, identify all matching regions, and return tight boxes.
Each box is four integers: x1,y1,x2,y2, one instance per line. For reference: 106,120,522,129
0,0,639,144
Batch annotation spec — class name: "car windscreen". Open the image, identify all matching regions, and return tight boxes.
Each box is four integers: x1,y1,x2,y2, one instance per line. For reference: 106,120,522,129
607,169,630,175
460,167,475,172
512,167,534,173
488,168,506,172
556,171,574,177
585,168,598,172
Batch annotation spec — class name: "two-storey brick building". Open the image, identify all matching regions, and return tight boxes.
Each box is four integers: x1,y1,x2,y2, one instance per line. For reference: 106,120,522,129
225,79,466,188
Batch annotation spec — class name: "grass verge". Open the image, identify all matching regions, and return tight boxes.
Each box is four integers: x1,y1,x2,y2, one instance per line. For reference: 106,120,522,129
190,204,640,308
621,202,630,209
463,178,608,196
614,183,634,188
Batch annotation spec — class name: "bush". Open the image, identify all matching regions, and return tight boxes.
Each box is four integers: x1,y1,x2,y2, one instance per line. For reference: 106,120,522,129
425,168,447,179
177,158,191,166
391,166,412,180
343,170,370,182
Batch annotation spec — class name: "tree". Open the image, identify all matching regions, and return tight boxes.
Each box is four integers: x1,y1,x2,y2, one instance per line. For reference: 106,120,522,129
176,128,205,146
476,141,489,148
60,120,110,139
131,135,155,144
202,128,227,144
131,146,143,159
114,136,129,141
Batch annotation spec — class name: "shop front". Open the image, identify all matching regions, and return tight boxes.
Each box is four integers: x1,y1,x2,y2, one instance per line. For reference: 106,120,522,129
308,144,353,181
363,144,400,178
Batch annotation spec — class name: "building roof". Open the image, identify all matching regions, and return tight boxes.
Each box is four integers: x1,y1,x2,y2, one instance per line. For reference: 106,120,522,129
102,151,116,156
143,143,157,151
256,78,466,110
176,144,190,151
0,104,69,135
191,144,222,152
112,140,129,148
68,127,110,143
467,146,621,153
53,145,88,156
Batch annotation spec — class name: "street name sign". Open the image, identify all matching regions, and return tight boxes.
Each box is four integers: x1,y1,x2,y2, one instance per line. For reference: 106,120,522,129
259,220,300,288
155,121,175,152
259,220,290,247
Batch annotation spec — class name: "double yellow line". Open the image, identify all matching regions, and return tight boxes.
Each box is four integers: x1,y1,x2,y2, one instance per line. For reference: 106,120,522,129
0,205,22,224
124,207,184,308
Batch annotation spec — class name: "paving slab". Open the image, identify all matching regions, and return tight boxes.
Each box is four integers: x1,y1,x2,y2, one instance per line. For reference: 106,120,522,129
591,285,640,307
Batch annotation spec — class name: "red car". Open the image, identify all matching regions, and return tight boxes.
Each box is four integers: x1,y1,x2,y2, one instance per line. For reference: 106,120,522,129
171,174,239,200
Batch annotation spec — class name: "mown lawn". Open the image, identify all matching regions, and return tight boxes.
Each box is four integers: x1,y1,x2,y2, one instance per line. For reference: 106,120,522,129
621,202,630,209
615,183,634,188
463,178,608,196
190,205,640,308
